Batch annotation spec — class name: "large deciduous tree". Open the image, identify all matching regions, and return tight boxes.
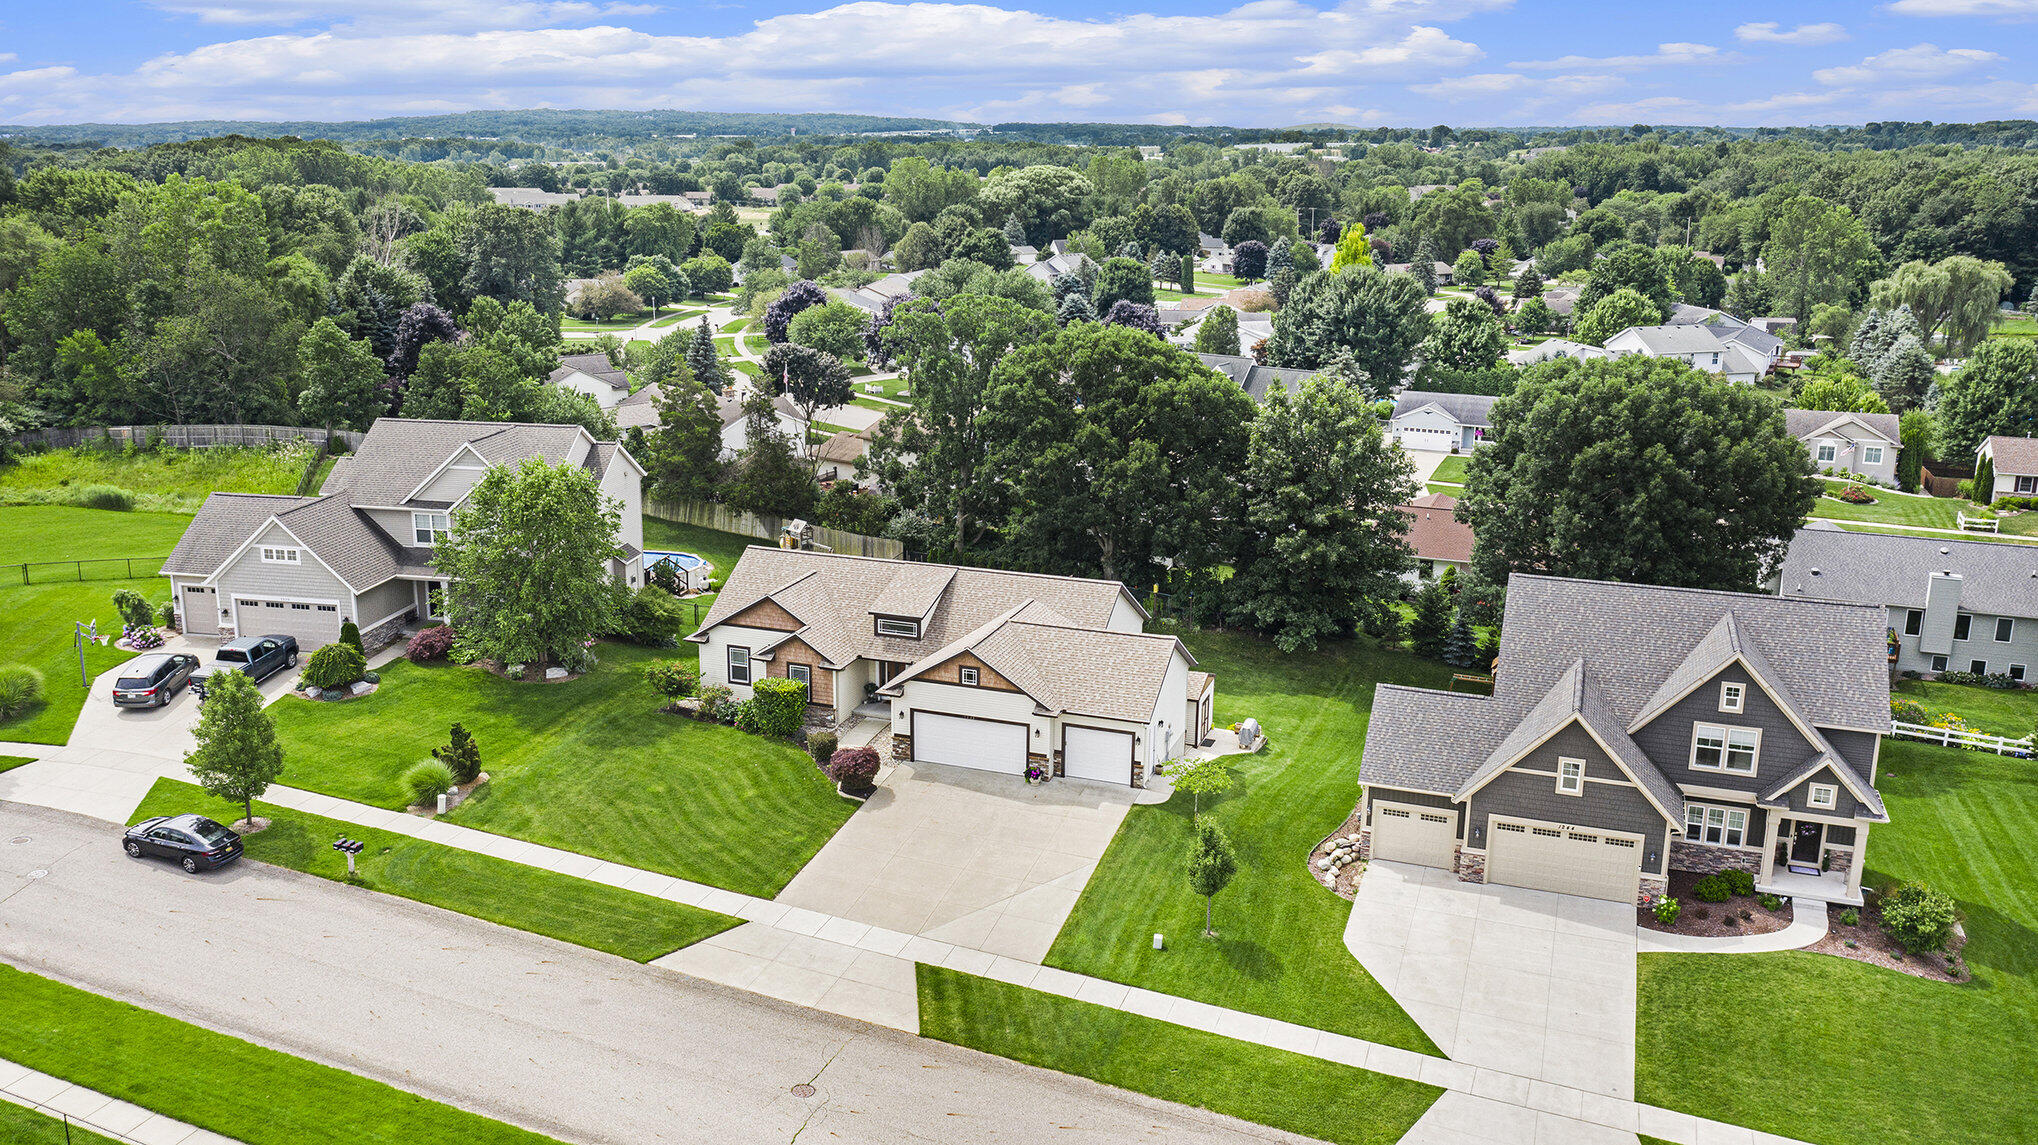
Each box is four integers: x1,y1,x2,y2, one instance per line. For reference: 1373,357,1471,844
1868,256,2013,356
1459,355,1818,591
185,668,284,830
1263,267,1429,397
1758,195,1879,324
435,458,623,670
1574,287,1660,346
1420,298,1508,375
764,279,827,343
1194,305,1241,356
1934,339,2038,461
1230,376,1418,652
762,342,853,461
460,204,565,316
296,317,387,432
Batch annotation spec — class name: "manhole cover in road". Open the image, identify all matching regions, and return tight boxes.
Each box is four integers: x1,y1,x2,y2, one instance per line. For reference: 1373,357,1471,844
27,870,47,879
7,836,28,845
790,1084,816,1098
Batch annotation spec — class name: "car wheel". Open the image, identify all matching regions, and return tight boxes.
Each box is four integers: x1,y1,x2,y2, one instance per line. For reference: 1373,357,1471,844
157,691,170,708
180,856,200,874
124,840,142,858
288,652,298,668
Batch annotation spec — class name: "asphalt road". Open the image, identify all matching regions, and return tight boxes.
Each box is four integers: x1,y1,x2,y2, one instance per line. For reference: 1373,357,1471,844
0,803,1314,1145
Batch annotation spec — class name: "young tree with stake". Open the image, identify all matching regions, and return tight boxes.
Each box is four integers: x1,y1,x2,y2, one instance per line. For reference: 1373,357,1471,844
1187,816,1238,938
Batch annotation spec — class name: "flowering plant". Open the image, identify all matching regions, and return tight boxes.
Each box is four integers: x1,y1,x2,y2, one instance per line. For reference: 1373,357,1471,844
1024,765,1047,785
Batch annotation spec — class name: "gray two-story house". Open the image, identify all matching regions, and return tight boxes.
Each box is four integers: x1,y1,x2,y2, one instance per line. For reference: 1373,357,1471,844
1776,526,2038,683
1358,575,1890,907
162,418,645,651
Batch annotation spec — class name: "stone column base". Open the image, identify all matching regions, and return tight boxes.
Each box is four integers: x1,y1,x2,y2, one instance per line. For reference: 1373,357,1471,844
1638,875,1669,907
890,734,913,761
1454,847,1486,884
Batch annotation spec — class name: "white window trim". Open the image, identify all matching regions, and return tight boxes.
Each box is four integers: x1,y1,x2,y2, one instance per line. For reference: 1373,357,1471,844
959,666,980,686
875,617,920,639
1995,617,2014,644
1719,682,1745,714
1904,609,1923,637
1931,654,1949,672
2012,664,2028,682
2017,474,2037,494
1556,757,1584,796
259,546,300,564
1691,722,1761,776
1954,613,1972,642
1815,443,1837,463
412,511,450,545
1807,783,1838,810
786,663,811,692
1684,802,1750,848
1861,445,1884,465
727,646,751,686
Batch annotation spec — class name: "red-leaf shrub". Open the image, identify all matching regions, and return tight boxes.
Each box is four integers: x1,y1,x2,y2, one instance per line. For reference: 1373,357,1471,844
826,747,881,788
407,624,456,663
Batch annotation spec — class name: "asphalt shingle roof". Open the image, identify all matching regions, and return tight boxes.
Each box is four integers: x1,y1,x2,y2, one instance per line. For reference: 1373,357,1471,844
335,419,586,507
1392,392,1497,428
161,494,319,577
1985,435,2038,474
549,353,629,393
1777,526,2038,620
1196,354,1319,402
1783,409,1901,444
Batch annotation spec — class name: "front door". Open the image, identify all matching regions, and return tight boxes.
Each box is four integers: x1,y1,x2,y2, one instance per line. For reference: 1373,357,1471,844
1791,821,1823,865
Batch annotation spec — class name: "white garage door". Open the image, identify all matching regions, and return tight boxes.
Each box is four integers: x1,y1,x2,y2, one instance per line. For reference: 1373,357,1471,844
233,597,343,650
1486,818,1642,903
1063,726,1134,785
1394,425,1458,449
1371,802,1458,868
912,712,1027,775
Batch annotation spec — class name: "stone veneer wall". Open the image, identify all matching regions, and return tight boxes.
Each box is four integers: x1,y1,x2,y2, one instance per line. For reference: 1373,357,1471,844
1354,829,1373,862
1454,847,1485,884
1669,839,1760,876
1638,875,1668,907
1825,846,1853,876
362,614,407,651
891,734,913,761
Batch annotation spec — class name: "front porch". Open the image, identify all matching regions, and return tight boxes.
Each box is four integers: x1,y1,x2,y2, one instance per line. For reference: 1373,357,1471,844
1756,868,1863,907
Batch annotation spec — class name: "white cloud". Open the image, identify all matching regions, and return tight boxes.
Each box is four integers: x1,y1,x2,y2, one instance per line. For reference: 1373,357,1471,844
1888,0,2038,16
1508,42,1738,71
1406,71,1620,100
1734,22,1848,46
148,0,659,29
1813,43,2001,85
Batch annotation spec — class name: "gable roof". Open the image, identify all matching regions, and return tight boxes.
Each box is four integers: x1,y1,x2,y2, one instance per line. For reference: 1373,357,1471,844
1392,391,1496,428
1783,409,1901,445
336,418,588,507
1759,754,1889,822
1453,659,1683,823
1196,353,1318,402
161,493,322,577
1402,496,1474,564
1983,435,2038,474
1776,526,2038,620
1610,324,1728,356
549,353,629,393
1625,611,1835,754
877,606,1189,723
615,383,662,430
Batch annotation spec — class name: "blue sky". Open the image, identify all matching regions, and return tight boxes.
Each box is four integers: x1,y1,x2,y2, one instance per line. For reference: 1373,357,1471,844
2,0,2035,127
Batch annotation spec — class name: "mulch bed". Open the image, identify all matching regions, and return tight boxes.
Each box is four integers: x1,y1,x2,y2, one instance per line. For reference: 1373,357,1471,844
1637,869,1794,937
1309,808,1368,901
1808,897,1970,983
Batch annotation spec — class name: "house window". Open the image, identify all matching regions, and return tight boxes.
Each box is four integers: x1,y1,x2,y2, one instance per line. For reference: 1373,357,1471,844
259,547,300,564
1720,682,1745,714
1971,659,1989,675
1996,617,2014,643
727,646,751,686
959,666,980,686
1556,757,1584,796
1931,654,1949,672
1954,614,1972,641
412,512,450,545
2011,664,2027,682
1808,784,1838,810
1862,445,1884,466
1815,443,1837,464
874,617,920,639
1692,723,1759,775
1684,804,1748,847
786,663,811,694
1904,609,1923,637
2017,475,2037,494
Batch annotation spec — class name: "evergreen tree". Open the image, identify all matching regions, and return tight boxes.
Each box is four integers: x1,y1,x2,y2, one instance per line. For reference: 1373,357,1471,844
1003,213,1027,246
432,723,483,785
686,318,728,389
1408,581,1454,659
1873,333,1937,412
1514,264,1543,300
642,372,724,503
1409,236,1440,295
1442,613,1480,668
1194,305,1241,356
724,390,818,519
1056,291,1097,326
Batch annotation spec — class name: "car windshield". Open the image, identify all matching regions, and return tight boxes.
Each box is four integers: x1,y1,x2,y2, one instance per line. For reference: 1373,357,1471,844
187,818,234,845
216,649,249,663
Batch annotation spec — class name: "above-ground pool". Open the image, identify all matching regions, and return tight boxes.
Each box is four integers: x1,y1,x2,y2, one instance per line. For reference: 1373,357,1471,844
643,550,715,592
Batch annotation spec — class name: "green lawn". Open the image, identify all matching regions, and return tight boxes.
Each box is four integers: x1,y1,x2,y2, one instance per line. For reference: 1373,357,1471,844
267,645,853,898
742,334,770,356
1430,455,1469,484
1810,481,1983,529
1891,678,2038,739
720,317,752,334
0,755,32,773
131,778,737,960
0,443,311,512
1637,740,2038,1145
1044,628,1450,1054
0,505,197,744
918,966,1440,1145
0,961,567,1145
642,517,758,576
1990,312,2036,340
646,308,706,329
731,360,763,380
1834,521,2038,546
849,373,909,400
0,1098,126,1145
559,309,654,331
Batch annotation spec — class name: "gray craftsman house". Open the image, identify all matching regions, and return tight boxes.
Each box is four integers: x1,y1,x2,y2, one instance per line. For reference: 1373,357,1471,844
1358,575,1890,906
1776,526,2038,682
161,418,644,651
1785,408,1901,485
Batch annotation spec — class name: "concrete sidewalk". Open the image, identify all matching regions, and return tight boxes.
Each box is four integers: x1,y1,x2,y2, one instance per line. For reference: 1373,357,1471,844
1638,899,1828,955
0,1057,242,1145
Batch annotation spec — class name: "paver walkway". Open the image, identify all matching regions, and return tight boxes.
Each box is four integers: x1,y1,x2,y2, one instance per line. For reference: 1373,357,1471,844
0,1057,241,1145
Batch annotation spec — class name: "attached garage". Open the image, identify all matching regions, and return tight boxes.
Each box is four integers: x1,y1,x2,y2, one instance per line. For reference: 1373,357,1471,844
232,597,344,649
912,711,1027,775
1485,817,1642,903
1370,801,1459,869
180,585,218,635
1062,725,1134,785
1392,424,1459,450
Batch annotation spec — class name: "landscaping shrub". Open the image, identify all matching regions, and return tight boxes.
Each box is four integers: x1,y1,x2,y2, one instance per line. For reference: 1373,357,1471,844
111,588,154,628
303,643,366,690
1839,907,1860,926
827,747,881,791
725,699,755,729
1653,897,1681,925
1691,873,1733,903
339,619,364,655
431,722,482,784
73,484,134,511
806,730,837,764
613,585,690,647
696,683,732,720
0,665,46,719
644,659,701,698
1834,483,1876,504
1933,669,2019,689
402,759,456,806
157,600,176,628
1890,696,1929,723
1725,868,1755,897
405,625,456,662
1880,882,1959,953
747,677,809,739
1991,495,2038,511
1758,893,1784,911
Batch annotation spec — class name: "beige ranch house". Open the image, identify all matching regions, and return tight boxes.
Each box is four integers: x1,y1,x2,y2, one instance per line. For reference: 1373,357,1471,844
161,418,644,650
690,548,1214,787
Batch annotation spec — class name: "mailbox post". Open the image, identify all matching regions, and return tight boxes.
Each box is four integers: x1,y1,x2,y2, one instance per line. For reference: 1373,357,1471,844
332,836,366,876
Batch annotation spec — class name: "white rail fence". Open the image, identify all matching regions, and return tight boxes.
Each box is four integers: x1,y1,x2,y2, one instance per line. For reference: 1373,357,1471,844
1891,719,2033,756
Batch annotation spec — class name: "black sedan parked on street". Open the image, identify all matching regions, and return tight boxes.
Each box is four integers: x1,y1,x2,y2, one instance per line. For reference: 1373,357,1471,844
111,652,201,708
123,814,243,872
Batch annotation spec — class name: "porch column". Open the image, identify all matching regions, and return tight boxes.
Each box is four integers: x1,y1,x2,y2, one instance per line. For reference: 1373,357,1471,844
1846,824,1868,897
1758,812,1781,884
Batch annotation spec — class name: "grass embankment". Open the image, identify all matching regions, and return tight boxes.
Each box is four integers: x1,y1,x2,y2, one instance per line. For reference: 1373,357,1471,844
0,961,571,1145
0,443,313,513
131,778,738,960
1891,678,2038,740
918,965,1441,1145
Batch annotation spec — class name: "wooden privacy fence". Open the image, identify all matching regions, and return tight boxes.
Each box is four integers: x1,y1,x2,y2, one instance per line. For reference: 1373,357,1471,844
644,498,904,560
5,556,168,586
1891,719,2034,756
12,424,364,451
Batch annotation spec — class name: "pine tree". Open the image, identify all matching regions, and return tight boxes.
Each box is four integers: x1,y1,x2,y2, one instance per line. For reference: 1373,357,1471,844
686,318,728,390
1410,236,1440,295
1003,213,1027,246
1409,581,1454,659
1056,292,1096,326
1442,614,1480,668
339,619,364,655
433,722,483,784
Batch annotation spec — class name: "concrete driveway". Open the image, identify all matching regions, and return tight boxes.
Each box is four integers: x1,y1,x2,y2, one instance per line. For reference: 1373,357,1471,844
1344,861,1638,1100
772,760,1134,962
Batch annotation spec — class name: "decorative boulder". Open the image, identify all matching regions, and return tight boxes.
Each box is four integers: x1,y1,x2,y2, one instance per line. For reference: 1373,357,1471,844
349,681,374,696
545,666,569,681
304,686,323,700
